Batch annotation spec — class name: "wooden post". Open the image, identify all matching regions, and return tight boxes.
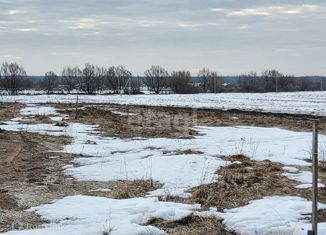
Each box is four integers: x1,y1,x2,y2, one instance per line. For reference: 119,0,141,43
321,79,323,92
309,121,318,235
75,95,79,120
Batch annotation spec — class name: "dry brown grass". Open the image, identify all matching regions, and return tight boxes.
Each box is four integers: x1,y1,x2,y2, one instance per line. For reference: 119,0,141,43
53,104,198,138
0,102,23,122
112,180,162,199
147,215,236,235
191,155,298,210
35,114,52,123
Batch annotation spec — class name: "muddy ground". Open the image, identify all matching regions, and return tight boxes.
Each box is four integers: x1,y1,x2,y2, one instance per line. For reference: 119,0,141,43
0,102,325,234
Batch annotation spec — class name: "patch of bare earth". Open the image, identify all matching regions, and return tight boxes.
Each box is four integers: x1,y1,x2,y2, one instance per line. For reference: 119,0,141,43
0,102,23,123
147,215,236,235
54,104,198,138
53,103,326,140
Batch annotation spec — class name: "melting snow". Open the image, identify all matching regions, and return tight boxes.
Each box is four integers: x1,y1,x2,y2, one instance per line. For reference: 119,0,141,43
214,196,326,235
1,104,326,235
4,195,199,235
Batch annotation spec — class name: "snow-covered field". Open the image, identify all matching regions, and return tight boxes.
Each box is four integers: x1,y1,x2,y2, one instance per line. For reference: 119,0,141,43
1,91,326,116
1,104,326,234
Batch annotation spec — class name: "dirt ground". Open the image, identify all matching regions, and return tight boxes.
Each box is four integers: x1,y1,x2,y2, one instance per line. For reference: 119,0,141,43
0,103,22,123
1,102,326,234
54,103,326,139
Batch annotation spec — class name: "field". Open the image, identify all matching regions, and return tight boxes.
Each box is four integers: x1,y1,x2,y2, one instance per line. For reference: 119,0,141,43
1,92,326,234
1,91,326,115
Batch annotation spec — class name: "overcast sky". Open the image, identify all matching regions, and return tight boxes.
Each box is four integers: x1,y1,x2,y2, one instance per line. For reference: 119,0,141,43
0,0,325,76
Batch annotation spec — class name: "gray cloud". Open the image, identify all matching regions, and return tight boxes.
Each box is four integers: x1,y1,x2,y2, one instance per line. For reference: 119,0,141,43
0,0,325,75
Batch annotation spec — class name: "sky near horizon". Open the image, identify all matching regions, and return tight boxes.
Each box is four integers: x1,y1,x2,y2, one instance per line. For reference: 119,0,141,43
0,0,325,76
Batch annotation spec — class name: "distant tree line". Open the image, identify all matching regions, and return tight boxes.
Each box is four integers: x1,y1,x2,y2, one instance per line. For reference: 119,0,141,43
0,62,325,95
238,70,324,92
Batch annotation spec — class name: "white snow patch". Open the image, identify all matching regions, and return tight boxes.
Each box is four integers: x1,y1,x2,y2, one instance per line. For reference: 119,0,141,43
214,196,326,235
283,166,299,173
283,171,325,188
3,195,200,235
20,105,58,116
110,110,137,116
49,116,64,122
89,188,112,192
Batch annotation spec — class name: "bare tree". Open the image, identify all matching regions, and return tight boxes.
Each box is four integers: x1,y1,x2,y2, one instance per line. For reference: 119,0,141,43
116,65,132,94
262,69,284,92
0,62,27,95
238,72,261,92
197,68,210,92
144,65,169,94
77,63,97,94
170,70,193,93
95,66,107,93
105,66,132,94
198,68,222,93
62,66,80,93
42,71,58,94
106,66,118,93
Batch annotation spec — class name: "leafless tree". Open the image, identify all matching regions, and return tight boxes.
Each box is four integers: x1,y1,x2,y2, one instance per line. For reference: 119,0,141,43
94,66,107,93
62,66,80,93
77,63,97,94
116,65,132,94
198,68,222,93
170,70,193,93
261,69,284,92
238,72,261,92
105,66,132,93
42,71,58,94
197,68,210,92
105,66,118,93
144,65,169,94
0,62,27,95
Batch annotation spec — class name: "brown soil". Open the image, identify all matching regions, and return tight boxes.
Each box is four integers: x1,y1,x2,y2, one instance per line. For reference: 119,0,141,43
54,103,325,140
54,104,198,138
0,102,22,122
147,215,236,235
